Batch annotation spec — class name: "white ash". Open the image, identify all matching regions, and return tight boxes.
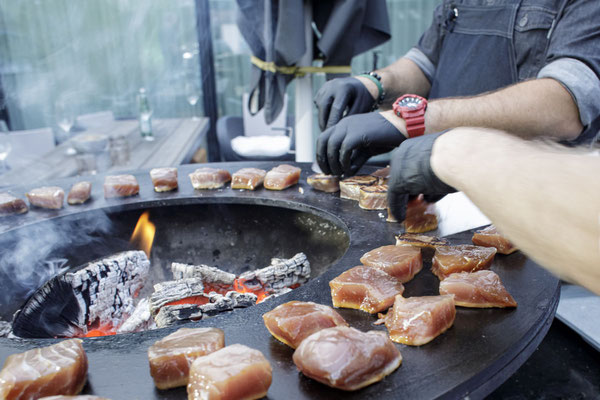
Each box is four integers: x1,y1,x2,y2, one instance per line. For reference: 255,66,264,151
238,252,310,291
261,287,293,302
171,262,236,289
117,298,156,334
149,277,205,316
154,291,257,328
69,250,149,331
0,321,11,337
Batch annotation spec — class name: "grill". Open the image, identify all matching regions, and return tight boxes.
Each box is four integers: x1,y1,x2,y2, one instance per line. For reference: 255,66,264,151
0,162,559,400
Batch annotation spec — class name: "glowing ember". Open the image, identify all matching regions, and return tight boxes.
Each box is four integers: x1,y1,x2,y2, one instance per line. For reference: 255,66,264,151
83,324,117,338
234,279,270,303
166,296,210,307
130,211,156,257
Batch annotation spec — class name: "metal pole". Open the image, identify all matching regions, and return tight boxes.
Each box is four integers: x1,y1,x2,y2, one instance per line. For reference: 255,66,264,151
194,0,220,161
294,0,314,163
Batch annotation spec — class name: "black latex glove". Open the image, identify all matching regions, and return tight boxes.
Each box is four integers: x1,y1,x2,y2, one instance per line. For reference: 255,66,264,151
388,131,457,221
316,112,405,177
314,77,376,131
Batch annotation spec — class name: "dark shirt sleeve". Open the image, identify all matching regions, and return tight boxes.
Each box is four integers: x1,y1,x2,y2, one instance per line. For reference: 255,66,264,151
537,0,600,128
403,3,445,83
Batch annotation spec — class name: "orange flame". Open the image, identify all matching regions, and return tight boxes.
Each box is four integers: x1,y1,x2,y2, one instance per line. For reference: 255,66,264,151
233,279,270,303
130,211,156,257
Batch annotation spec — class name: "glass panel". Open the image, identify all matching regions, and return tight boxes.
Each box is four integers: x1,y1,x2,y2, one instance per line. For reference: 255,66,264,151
0,0,203,133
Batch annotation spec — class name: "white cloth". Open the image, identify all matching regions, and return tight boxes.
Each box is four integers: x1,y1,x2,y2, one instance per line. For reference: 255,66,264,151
231,135,291,158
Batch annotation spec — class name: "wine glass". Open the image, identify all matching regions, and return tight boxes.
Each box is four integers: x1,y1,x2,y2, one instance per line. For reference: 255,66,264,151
55,97,77,155
185,82,201,120
0,135,11,173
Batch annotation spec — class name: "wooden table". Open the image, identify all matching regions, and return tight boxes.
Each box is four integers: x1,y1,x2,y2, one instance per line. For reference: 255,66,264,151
0,117,208,187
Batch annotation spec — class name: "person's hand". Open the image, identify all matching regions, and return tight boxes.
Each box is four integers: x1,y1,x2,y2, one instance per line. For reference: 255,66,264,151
388,131,456,221
314,77,376,131
316,112,406,177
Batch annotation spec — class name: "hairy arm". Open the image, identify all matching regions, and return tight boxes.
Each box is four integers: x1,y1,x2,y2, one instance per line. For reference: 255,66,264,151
355,57,432,109
425,79,583,140
431,127,600,294
381,78,583,141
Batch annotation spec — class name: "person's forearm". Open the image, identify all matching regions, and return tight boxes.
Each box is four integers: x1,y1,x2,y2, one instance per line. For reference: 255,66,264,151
431,127,600,294
356,58,432,110
377,58,431,108
426,79,583,140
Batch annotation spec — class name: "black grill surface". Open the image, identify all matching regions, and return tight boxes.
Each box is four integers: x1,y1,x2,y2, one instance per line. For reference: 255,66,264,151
0,162,559,400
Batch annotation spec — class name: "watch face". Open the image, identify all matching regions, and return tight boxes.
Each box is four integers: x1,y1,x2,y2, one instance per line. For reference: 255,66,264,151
398,96,423,109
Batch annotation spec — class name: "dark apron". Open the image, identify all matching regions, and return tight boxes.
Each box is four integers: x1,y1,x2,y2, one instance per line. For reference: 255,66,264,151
429,0,521,100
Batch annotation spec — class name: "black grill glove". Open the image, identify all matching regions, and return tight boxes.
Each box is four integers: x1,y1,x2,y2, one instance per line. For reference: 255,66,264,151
314,77,376,131
316,112,406,177
388,131,457,221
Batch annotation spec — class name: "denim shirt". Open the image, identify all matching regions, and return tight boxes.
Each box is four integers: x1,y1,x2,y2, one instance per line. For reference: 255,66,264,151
404,0,600,145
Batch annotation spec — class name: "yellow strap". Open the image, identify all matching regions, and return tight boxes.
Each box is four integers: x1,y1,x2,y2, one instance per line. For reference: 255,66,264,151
250,55,351,77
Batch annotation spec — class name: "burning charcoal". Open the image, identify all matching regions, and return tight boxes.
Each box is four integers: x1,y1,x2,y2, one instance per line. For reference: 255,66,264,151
149,278,206,316
67,181,92,205
104,174,139,198
117,298,156,334
171,263,236,291
26,186,65,209
155,304,204,328
154,292,257,328
150,167,178,192
0,193,28,216
238,253,310,292
12,251,150,338
261,287,293,302
0,320,11,337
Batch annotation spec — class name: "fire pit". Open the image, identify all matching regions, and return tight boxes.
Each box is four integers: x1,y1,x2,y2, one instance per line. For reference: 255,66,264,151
0,161,559,400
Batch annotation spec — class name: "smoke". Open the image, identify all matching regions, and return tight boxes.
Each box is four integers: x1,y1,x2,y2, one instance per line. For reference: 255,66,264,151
0,210,114,319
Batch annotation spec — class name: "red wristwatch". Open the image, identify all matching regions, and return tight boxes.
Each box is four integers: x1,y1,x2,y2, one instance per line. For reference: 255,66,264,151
392,94,428,138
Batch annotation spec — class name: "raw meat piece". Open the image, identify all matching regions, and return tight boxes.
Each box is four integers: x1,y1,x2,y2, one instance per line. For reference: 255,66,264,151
0,339,88,399
330,265,404,314
359,185,388,210
150,167,178,192
472,225,518,255
380,295,456,346
0,193,28,216
432,245,497,280
262,301,348,349
187,344,272,400
231,167,267,190
40,396,110,400
103,175,139,198
439,270,517,308
148,327,225,389
360,245,423,282
307,173,340,193
189,168,231,189
370,166,390,185
292,326,401,391
264,164,301,190
395,233,448,248
67,182,92,205
404,194,438,233
339,175,377,200
26,186,64,209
